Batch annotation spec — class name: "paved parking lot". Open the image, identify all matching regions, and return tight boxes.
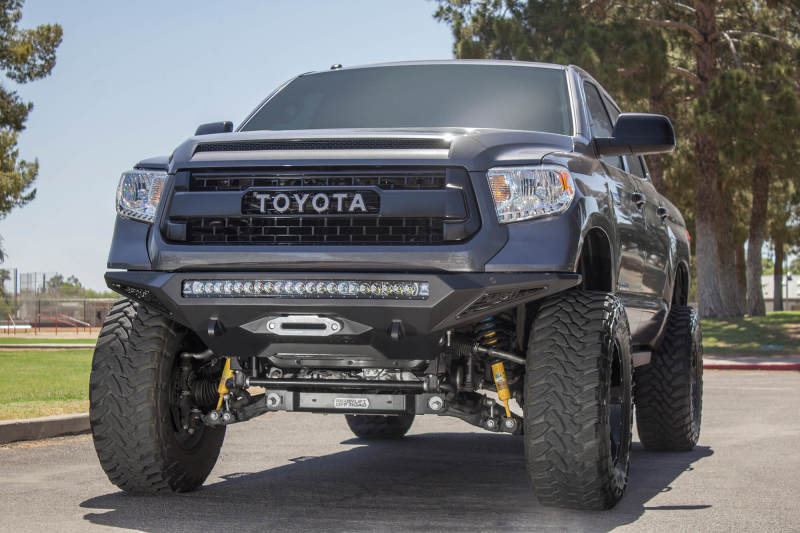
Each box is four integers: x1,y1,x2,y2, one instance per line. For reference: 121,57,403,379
1,370,799,533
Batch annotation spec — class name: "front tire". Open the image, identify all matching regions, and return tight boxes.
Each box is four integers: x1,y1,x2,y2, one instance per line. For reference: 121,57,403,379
345,414,415,440
524,291,633,510
634,305,702,451
89,299,226,493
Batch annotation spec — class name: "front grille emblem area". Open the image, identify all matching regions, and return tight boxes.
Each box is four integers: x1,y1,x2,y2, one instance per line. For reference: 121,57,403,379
241,190,379,215
168,168,473,245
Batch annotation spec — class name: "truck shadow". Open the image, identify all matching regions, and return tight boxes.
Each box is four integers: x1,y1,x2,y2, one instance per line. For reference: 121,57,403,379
80,433,713,533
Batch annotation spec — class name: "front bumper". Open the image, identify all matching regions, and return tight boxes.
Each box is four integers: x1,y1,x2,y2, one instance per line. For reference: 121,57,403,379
106,270,580,367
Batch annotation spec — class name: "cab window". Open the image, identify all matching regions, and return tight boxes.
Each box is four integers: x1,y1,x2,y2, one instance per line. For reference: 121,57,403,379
627,155,648,180
583,82,623,169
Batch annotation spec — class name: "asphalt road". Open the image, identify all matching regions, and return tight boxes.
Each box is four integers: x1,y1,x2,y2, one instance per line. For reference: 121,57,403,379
1,370,799,533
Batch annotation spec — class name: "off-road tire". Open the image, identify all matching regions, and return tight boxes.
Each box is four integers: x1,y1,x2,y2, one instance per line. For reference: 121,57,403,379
634,305,702,451
345,414,415,439
524,291,633,510
90,299,226,493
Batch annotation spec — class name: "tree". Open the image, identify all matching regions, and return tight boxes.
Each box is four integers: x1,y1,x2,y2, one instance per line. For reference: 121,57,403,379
762,256,774,276
768,186,800,311
789,255,800,276
699,65,800,315
434,0,800,317
44,272,116,298
0,0,62,260
0,267,12,315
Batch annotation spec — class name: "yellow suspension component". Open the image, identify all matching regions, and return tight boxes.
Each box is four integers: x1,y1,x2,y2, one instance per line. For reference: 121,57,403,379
491,361,512,418
216,358,233,410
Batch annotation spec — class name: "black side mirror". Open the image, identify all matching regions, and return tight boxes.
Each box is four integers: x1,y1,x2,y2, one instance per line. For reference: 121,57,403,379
595,113,675,156
195,121,234,136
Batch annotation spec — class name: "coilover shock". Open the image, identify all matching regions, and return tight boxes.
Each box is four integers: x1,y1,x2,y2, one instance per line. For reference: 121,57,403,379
474,316,500,346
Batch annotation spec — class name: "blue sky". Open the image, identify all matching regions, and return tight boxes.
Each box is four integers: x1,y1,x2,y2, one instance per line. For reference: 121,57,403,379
2,0,453,290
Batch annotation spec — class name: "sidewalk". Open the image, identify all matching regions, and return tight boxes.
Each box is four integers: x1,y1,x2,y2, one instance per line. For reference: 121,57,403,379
704,355,800,371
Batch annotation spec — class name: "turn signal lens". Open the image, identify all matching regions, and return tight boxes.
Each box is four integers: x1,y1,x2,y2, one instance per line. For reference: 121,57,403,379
486,165,575,223
489,174,512,203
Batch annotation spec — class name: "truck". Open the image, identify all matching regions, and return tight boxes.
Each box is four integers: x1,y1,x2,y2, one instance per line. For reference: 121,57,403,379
91,60,703,510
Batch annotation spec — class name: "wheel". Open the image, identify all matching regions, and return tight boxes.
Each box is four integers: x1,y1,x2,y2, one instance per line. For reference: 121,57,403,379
524,291,633,510
345,414,415,440
634,305,702,451
89,299,226,493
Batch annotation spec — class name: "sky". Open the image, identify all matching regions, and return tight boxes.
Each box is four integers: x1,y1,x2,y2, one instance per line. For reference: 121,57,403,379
2,0,454,291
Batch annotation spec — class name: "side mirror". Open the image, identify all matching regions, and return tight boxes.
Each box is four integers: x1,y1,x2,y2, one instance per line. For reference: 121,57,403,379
595,113,675,156
195,121,234,136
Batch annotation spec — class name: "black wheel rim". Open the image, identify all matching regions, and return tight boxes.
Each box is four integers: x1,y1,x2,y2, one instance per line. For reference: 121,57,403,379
608,340,630,471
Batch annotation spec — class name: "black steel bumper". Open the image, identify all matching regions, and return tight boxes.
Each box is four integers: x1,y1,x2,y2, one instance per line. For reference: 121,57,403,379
106,270,580,367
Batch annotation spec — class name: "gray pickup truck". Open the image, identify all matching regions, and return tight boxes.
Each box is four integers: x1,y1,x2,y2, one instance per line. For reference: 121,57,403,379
91,60,702,510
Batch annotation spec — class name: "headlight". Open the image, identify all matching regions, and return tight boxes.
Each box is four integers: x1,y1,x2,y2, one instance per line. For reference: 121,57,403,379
116,170,168,223
486,165,574,223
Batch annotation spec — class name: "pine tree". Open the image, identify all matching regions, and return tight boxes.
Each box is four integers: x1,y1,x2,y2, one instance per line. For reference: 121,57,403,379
0,0,62,260
434,0,800,317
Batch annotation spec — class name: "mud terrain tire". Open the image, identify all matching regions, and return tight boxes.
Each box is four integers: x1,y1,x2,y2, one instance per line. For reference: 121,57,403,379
90,299,225,493
634,305,702,451
524,291,633,510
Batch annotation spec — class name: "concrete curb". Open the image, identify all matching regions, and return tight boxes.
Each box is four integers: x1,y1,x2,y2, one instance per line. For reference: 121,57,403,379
704,361,800,371
0,413,90,445
0,343,96,350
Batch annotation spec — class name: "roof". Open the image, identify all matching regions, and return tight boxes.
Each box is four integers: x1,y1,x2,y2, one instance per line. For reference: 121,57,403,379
299,59,568,77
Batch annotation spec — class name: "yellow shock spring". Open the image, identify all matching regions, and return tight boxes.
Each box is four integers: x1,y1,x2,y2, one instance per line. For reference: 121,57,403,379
216,357,233,410
491,361,512,418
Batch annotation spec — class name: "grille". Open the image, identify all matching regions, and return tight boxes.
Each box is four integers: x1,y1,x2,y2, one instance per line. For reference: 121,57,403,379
185,216,445,245
190,169,447,192
194,138,450,153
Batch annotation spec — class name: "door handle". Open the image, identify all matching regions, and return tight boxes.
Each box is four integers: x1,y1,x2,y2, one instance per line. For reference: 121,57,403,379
657,206,669,220
631,192,646,209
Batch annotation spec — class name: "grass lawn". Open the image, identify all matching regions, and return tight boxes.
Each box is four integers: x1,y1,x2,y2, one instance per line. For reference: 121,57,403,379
0,337,96,345
701,311,800,356
0,349,92,420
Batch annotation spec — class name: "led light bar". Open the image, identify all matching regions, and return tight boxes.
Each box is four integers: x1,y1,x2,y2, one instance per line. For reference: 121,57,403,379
181,279,430,300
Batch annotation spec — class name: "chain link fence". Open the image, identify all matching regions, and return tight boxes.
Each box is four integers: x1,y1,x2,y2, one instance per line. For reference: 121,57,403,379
2,269,117,327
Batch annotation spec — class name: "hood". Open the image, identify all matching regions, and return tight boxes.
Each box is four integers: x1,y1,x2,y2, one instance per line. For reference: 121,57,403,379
167,127,574,172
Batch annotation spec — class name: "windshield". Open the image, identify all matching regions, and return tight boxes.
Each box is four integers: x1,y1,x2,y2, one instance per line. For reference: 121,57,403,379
241,64,572,135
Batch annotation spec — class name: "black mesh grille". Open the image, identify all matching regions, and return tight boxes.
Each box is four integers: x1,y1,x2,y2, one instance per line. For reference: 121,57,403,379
190,169,446,192
194,138,450,153
184,216,445,245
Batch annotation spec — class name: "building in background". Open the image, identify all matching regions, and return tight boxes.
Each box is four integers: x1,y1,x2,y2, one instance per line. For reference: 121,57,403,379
762,275,800,312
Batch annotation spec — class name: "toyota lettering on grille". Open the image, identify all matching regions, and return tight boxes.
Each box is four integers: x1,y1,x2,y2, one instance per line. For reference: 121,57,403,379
241,190,380,215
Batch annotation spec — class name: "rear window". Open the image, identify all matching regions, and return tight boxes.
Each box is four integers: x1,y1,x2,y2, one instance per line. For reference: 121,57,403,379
241,64,573,135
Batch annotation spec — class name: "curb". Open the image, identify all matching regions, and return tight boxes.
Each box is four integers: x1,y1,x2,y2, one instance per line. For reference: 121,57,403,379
0,413,90,445
704,361,800,371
